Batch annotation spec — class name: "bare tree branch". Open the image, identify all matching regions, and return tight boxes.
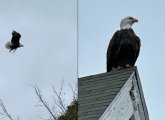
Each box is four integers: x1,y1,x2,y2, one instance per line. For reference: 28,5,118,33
59,79,65,97
69,83,77,101
33,81,77,120
52,85,66,114
33,84,57,120
0,99,14,120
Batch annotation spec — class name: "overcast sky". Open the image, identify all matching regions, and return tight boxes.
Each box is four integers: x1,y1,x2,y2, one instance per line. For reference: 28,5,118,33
0,0,77,120
79,0,165,119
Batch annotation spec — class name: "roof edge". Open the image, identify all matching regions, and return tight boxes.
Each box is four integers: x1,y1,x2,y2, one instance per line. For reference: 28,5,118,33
79,66,137,81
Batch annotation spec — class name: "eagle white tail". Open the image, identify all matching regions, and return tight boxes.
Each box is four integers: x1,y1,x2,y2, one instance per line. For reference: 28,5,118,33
5,41,12,50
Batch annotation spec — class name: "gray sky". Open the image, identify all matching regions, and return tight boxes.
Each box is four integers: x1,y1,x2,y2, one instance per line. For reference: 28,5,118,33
79,0,165,119
0,0,77,120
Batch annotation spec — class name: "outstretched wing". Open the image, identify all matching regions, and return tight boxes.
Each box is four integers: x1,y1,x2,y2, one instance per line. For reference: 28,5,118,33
11,31,21,44
107,30,121,72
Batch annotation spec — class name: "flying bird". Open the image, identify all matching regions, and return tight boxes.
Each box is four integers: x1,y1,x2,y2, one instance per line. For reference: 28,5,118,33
106,16,141,72
5,31,23,52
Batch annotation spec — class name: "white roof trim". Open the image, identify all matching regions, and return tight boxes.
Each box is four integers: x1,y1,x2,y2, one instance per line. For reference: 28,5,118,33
99,72,135,120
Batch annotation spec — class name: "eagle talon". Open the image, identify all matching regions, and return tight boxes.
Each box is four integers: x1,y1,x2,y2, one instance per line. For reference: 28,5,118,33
125,64,131,68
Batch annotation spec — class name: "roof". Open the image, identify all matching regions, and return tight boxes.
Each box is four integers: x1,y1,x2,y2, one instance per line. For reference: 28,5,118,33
78,67,137,120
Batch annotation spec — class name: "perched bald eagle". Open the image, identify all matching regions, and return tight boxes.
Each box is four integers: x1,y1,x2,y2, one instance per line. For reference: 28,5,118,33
107,16,141,72
5,31,23,52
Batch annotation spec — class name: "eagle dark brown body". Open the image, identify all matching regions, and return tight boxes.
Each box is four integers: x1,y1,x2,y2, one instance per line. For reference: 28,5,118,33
5,31,23,52
107,28,140,72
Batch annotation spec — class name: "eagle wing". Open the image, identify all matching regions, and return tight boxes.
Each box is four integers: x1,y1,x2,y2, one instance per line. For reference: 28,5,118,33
11,31,21,44
107,30,121,72
133,35,141,65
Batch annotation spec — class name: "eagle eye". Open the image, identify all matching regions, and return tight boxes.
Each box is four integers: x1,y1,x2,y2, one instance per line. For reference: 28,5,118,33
129,17,134,20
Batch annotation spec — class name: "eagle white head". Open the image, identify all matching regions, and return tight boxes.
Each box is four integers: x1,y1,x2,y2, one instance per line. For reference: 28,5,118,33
120,16,138,29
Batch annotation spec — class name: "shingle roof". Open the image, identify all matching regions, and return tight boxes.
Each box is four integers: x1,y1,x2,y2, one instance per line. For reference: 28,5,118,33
78,67,137,120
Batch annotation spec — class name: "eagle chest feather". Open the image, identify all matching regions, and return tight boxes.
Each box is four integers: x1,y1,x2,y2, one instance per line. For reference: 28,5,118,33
120,29,139,49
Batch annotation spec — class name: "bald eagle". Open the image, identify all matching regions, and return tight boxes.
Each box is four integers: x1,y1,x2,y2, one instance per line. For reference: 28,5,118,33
107,16,141,72
5,31,23,52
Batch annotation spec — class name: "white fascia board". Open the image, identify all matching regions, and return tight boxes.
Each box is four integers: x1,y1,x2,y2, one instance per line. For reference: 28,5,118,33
99,72,135,120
